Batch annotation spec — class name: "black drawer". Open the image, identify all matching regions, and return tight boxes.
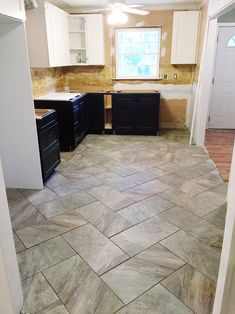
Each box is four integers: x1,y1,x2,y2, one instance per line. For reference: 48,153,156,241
39,123,59,154
36,109,61,182
73,107,80,126
41,145,60,182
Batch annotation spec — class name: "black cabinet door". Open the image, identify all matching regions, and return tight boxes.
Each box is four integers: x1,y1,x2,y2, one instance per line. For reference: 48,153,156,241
112,94,137,134
79,96,89,139
112,93,160,135
87,93,104,134
36,110,61,182
136,94,159,135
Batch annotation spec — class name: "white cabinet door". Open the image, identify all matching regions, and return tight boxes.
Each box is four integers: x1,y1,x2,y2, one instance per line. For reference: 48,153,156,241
48,3,70,66
86,14,105,65
68,14,105,66
26,0,70,67
171,11,200,64
0,0,25,21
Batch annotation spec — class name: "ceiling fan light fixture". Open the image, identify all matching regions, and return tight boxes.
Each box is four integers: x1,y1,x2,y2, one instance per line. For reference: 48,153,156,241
107,8,128,25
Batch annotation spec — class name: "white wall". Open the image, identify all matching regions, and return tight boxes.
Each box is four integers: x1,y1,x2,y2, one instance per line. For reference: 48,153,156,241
213,142,235,314
0,18,43,189
0,159,23,314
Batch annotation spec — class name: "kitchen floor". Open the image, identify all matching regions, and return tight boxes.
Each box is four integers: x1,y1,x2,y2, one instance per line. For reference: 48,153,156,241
8,130,227,314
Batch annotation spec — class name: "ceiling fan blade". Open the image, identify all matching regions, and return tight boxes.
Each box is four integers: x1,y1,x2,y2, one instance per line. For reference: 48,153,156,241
122,7,149,15
79,8,111,13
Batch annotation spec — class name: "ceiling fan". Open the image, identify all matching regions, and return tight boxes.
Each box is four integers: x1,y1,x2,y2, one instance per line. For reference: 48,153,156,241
81,1,149,24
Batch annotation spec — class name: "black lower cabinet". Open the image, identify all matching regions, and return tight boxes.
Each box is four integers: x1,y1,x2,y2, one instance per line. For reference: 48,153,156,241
112,93,160,135
35,94,89,151
87,93,104,134
36,110,60,182
35,92,160,153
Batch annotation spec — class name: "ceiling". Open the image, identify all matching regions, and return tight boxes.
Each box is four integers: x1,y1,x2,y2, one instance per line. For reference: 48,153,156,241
48,0,203,12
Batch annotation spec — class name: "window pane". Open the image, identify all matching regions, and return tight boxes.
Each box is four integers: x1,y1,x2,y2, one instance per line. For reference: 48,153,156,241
116,28,160,78
227,35,235,47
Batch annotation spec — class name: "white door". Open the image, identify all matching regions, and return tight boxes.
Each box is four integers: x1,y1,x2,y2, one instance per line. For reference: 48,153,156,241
209,26,235,129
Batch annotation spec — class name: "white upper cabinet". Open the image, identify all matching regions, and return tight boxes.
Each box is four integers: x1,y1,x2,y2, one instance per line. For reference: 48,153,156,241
208,0,232,17
26,0,70,67
0,0,25,20
171,11,200,64
68,14,105,66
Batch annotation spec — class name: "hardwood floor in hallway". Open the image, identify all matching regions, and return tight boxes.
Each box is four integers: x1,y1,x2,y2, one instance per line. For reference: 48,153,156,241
205,129,235,182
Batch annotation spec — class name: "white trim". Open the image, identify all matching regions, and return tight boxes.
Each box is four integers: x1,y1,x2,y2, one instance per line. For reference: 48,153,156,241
206,24,219,129
190,18,218,146
217,22,235,26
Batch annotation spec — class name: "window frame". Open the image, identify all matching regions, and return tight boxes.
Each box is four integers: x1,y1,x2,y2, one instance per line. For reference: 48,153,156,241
115,27,161,80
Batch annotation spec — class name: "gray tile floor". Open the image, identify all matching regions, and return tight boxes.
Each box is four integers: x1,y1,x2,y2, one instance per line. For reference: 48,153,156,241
7,131,227,314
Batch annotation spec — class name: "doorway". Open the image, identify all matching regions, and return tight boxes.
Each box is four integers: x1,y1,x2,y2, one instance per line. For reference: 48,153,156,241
209,25,235,129
205,24,235,181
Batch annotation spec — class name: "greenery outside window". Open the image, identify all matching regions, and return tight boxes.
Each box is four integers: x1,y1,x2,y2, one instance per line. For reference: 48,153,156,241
115,27,161,79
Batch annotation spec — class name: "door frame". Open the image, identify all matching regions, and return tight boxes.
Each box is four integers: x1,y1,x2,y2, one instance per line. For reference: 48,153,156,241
190,1,235,146
207,23,235,129
213,141,235,314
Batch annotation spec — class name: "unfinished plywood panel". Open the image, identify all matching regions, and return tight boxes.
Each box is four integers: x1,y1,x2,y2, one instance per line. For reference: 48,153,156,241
159,99,187,128
104,94,112,129
31,67,65,96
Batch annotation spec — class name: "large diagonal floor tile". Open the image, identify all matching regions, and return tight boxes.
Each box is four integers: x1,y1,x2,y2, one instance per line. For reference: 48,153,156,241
116,284,193,314
160,230,221,281
36,300,69,314
50,176,102,197
21,273,59,314
17,237,75,280
101,244,185,304
122,179,171,202
76,201,132,237
16,211,87,248
19,188,58,206
162,264,216,314
63,223,128,274
37,191,96,218
159,206,224,246
118,195,174,224
9,198,45,231
87,185,134,211
111,215,179,256
43,255,124,314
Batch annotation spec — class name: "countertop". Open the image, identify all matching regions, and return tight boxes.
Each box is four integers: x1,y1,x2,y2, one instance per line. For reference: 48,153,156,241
35,92,86,101
69,89,160,94
35,109,54,119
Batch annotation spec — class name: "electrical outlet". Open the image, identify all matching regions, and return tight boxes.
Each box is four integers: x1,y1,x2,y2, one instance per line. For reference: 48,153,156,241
64,84,70,92
174,73,177,79
163,74,168,80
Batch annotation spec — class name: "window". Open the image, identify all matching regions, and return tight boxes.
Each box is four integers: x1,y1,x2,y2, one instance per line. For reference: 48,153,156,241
227,35,235,47
115,27,161,79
